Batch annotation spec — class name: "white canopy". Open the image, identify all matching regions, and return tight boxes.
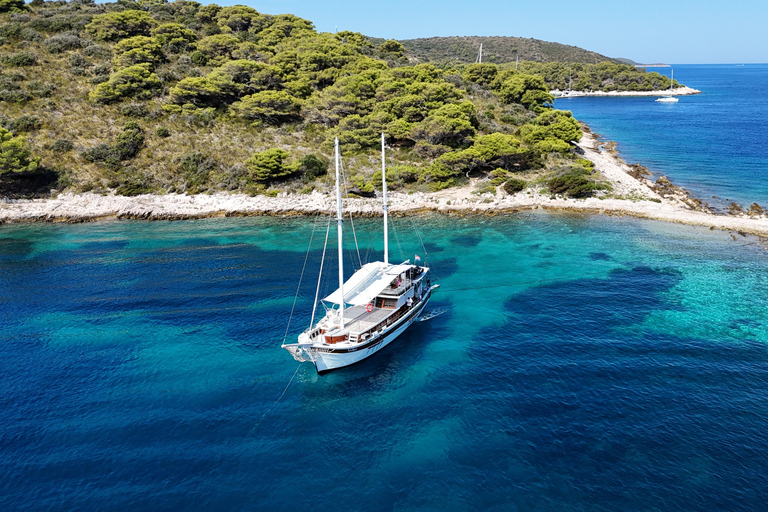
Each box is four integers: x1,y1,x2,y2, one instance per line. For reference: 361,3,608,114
323,261,413,306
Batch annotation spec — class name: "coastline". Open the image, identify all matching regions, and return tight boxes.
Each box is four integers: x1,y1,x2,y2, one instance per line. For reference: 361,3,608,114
551,86,701,98
2,131,768,237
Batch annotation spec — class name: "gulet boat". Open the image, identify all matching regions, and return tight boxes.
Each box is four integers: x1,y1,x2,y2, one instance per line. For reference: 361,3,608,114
282,134,438,374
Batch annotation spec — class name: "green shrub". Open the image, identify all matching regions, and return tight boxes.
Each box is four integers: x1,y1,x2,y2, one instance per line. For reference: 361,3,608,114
85,10,156,42
151,23,197,52
245,148,299,182
27,81,56,98
4,50,37,67
503,178,526,194
51,139,74,152
112,35,164,69
80,122,145,168
0,0,26,14
6,115,41,133
298,154,327,181
115,182,151,196
19,28,43,42
190,50,208,65
230,90,302,124
82,44,112,59
89,63,162,103
547,167,605,198
120,102,148,117
156,126,170,137
44,33,84,53
178,152,216,193
0,127,39,175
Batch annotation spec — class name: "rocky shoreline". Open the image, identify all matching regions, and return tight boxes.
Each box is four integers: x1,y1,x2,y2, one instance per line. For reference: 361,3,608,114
551,86,702,98
2,131,768,238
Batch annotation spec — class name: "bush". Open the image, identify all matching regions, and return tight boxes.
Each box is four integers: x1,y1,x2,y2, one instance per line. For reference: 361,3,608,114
19,28,43,42
190,50,208,65
4,50,37,67
178,152,216,193
82,44,112,59
85,10,156,42
299,154,327,181
120,102,148,117
0,0,26,14
115,182,151,196
89,63,162,103
503,178,526,194
0,127,39,175
80,122,145,167
44,33,84,53
547,167,605,198
26,80,56,98
230,90,302,124
156,126,170,137
245,148,299,182
6,115,41,133
151,23,197,53
51,139,74,152
112,35,164,69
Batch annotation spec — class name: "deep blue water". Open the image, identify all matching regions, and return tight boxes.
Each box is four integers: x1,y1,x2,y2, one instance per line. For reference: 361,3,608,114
2,214,768,511
556,64,768,210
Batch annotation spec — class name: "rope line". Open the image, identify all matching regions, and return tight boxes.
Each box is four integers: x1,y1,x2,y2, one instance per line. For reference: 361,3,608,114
339,153,362,269
310,213,333,328
282,212,321,343
250,363,302,434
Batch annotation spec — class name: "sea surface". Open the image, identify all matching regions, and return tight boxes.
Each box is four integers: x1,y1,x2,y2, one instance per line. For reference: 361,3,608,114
556,64,768,211
2,213,768,511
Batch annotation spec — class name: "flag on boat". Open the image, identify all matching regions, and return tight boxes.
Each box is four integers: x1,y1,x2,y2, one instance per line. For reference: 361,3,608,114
415,254,421,261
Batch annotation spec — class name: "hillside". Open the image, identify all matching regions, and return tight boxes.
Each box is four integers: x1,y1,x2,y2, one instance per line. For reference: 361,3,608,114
1,1,666,203
390,36,623,65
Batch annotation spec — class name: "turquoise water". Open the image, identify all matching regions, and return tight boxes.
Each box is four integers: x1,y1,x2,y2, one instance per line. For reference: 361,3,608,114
2,214,768,510
556,64,768,211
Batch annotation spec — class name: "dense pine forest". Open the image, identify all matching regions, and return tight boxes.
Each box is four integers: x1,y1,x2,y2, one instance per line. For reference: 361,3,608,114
0,0,671,199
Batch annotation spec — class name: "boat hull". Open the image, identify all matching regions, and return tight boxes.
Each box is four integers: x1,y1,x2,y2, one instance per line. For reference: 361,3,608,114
313,291,431,374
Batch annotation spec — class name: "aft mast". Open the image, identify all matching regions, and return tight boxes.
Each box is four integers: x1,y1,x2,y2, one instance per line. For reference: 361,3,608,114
381,133,389,266
334,138,344,328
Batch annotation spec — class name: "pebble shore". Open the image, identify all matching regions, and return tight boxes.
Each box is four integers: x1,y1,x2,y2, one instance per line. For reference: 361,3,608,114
2,131,768,237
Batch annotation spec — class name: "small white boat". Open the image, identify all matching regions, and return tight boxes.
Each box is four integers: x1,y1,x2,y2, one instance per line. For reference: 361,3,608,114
282,134,437,374
655,69,679,102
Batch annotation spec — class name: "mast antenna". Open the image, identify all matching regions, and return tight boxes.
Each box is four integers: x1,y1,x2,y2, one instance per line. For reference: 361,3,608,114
334,138,344,328
381,133,389,266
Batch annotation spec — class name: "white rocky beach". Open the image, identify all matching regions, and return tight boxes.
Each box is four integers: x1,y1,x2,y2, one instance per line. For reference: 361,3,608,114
551,86,702,97
2,130,767,237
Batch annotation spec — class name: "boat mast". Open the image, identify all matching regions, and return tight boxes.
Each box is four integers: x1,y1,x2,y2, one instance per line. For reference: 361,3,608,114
334,138,344,328
381,133,389,266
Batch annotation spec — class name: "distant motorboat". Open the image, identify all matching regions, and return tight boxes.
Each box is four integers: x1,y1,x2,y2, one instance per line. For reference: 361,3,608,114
655,69,679,103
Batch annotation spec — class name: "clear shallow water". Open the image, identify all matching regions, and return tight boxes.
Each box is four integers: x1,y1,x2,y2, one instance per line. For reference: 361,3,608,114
556,64,768,210
2,215,768,511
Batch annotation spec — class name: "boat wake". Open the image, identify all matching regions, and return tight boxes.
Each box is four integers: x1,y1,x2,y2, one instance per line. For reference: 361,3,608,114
419,308,447,322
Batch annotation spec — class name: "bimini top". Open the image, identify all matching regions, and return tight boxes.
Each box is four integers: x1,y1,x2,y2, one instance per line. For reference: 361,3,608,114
323,261,413,306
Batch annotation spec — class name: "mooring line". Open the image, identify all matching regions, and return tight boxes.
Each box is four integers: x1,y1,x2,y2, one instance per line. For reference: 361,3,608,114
250,362,302,434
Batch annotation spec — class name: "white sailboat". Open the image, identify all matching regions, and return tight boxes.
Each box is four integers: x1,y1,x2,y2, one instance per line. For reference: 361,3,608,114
282,134,438,374
655,68,679,103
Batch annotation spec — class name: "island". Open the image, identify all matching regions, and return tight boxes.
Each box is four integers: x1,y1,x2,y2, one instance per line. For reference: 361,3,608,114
0,1,760,237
